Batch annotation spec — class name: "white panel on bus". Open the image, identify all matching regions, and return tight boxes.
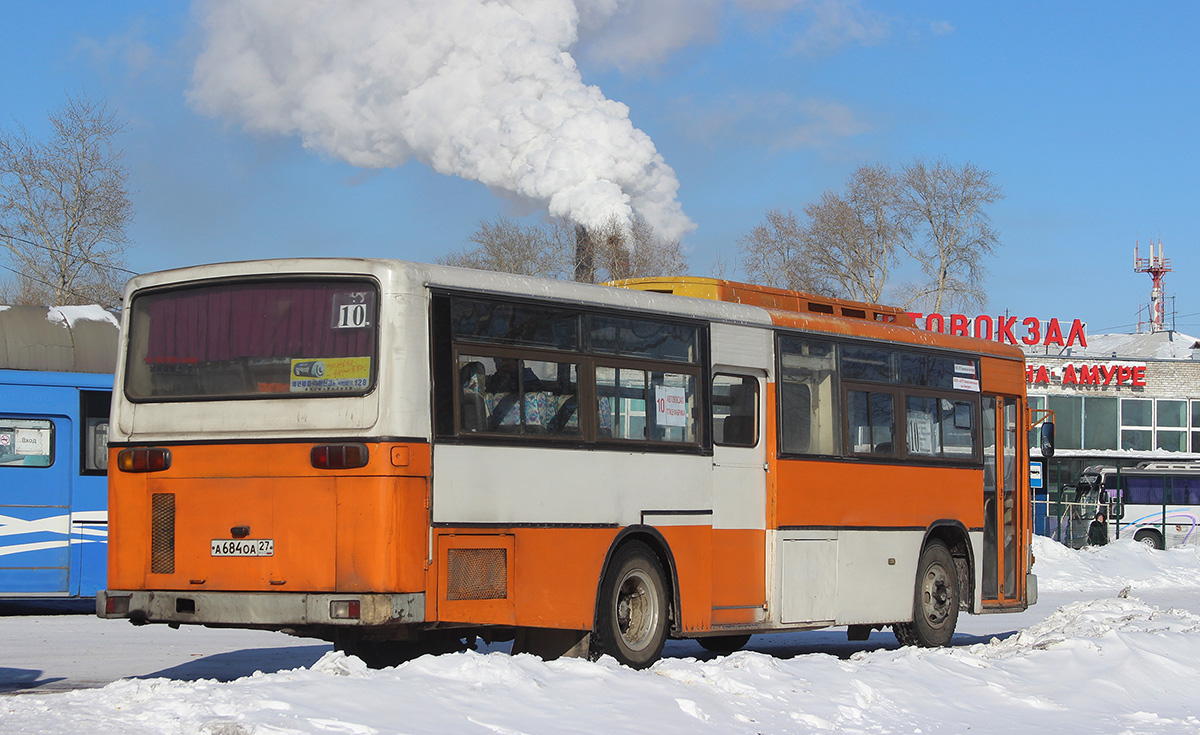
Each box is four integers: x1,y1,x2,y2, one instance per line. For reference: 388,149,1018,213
778,532,837,624
831,530,922,625
432,444,712,526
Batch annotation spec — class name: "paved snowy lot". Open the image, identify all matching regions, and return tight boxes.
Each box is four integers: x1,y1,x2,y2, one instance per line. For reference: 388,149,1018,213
4,537,1200,734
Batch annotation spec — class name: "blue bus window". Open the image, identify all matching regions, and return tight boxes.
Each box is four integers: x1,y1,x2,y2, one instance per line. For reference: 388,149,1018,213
0,418,55,468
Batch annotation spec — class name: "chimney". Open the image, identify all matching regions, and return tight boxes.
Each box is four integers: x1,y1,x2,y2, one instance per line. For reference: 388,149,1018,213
574,225,595,284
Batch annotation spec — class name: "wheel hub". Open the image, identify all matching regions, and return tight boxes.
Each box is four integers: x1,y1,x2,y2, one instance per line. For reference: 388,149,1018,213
922,563,953,627
616,570,657,650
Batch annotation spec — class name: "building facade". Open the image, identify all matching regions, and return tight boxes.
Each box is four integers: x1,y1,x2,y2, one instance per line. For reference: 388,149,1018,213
1024,330,1200,496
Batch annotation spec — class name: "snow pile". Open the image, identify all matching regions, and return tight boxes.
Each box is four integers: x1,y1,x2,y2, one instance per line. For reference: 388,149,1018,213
7,538,1200,734
1033,535,1200,593
5,595,1200,734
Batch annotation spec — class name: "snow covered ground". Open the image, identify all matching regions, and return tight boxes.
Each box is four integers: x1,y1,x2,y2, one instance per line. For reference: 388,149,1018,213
5,536,1200,734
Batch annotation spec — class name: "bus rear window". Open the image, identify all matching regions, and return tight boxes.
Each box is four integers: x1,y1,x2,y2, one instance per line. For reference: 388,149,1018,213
125,279,378,401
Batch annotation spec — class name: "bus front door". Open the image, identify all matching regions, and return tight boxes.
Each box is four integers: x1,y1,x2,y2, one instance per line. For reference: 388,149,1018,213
982,396,1025,607
710,371,768,627
0,415,73,596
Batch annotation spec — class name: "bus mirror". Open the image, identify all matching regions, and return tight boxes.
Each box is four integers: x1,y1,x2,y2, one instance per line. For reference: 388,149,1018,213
1040,421,1055,458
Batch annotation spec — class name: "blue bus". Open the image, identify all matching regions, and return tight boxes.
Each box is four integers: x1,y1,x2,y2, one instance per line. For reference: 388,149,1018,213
0,305,117,600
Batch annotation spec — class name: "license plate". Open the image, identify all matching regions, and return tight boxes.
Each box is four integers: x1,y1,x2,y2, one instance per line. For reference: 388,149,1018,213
210,539,274,557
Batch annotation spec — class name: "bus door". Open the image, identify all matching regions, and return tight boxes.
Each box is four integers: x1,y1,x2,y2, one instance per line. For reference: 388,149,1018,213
0,414,73,595
981,396,1024,606
710,367,768,626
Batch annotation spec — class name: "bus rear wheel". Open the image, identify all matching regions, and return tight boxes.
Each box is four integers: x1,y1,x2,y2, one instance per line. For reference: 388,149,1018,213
894,540,959,648
1134,529,1164,550
592,541,669,669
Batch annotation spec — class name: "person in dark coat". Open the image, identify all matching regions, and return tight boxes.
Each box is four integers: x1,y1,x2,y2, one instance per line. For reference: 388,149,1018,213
1087,511,1109,547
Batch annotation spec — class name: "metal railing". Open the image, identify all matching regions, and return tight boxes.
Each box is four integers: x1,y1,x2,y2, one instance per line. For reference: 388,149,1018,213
1033,498,1097,549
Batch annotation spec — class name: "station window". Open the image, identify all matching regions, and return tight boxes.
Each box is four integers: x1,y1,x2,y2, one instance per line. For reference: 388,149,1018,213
1193,401,1200,453
1082,396,1118,451
1157,399,1188,453
1120,398,1153,451
1028,395,1046,450
1047,395,1082,451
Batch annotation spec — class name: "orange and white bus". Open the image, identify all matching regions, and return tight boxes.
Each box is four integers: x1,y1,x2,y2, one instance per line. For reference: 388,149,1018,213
99,259,1042,668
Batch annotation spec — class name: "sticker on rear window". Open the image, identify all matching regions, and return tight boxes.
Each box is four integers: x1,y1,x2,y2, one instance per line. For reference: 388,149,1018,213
290,357,372,392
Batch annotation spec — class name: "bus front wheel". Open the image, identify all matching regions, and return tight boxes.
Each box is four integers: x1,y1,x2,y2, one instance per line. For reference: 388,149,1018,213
894,540,959,648
592,541,669,669
1134,529,1164,550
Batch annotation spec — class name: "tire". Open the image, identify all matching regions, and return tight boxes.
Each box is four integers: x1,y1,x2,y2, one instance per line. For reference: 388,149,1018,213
1134,529,1164,550
592,541,670,669
893,540,959,648
697,634,751,654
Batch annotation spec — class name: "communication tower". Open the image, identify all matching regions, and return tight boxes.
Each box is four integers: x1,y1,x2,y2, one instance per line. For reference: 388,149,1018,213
1134,239,1171,333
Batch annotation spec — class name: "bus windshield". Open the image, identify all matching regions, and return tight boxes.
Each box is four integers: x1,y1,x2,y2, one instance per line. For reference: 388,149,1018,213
125,279,378,401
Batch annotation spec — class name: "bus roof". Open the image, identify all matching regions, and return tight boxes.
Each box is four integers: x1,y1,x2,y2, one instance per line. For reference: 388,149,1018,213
609,276,1024,363
122,258,1023,362
608,276,915,326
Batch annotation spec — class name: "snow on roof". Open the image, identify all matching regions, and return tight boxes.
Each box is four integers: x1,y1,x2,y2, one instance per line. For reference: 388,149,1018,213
0,304,120,372
1024,330,1200,361
45,304,120,329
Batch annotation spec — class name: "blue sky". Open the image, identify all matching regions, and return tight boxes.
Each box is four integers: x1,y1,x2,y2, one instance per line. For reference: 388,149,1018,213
2,1,1197,335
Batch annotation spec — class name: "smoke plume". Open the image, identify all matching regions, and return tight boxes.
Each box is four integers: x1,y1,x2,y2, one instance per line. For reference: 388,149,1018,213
190,0,696,241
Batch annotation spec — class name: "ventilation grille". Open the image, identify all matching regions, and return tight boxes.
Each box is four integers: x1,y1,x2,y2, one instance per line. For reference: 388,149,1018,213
150,493,176,575
446,547,507,600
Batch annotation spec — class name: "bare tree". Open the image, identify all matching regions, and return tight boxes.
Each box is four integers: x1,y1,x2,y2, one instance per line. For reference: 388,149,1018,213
581,213,687,283
739,159,1002,309
738,208,832,295
899,159,1004,313
438,216,564,277
0,93,133,308
448,213,687,283
801,163,907,302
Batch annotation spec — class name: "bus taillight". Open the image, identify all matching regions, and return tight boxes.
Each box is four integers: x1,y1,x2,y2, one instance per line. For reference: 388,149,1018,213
330,600,361,619
117,448,172,473
311,443,369,470
104,594,131,616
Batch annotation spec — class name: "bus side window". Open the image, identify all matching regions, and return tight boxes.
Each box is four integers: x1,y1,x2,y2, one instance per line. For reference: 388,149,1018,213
778,336,840,456
458,360,487,433
713,374,758,447
0,418,55,468
86,419,109,472
847,390,895,455
80,390,112,474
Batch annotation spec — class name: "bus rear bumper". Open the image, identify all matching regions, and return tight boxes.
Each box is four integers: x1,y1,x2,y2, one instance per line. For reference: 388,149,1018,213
97,590,425,627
